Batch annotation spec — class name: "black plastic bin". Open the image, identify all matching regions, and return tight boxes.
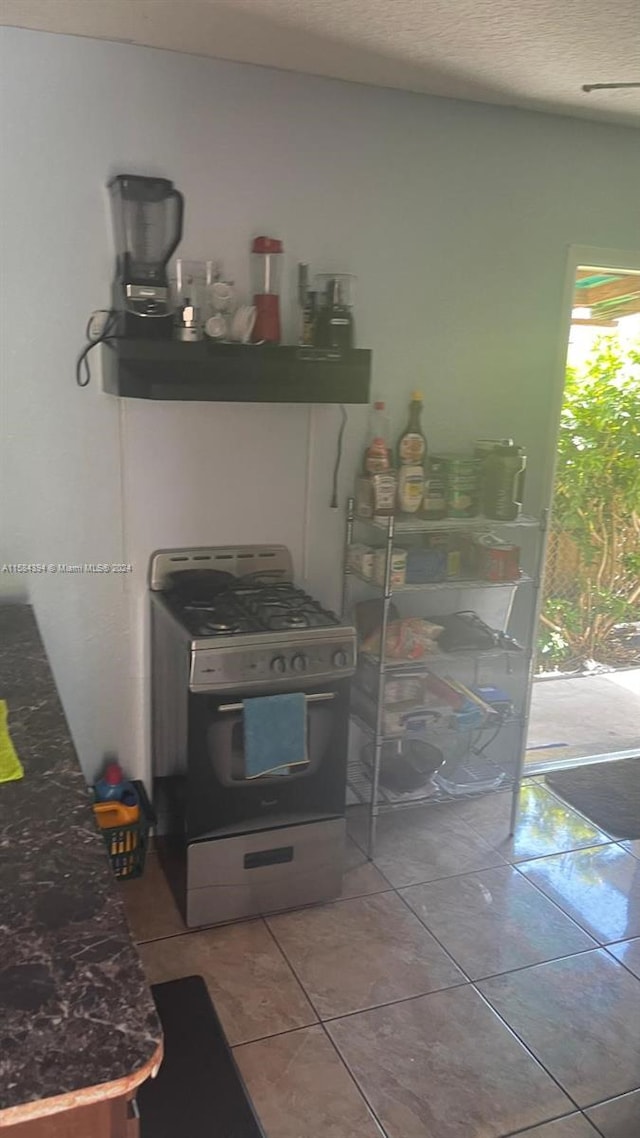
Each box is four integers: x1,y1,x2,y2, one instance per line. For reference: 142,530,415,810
96,779,155,881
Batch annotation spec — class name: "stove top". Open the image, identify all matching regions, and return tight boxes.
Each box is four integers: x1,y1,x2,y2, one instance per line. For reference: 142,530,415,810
168,581,341,639
150,546,356,690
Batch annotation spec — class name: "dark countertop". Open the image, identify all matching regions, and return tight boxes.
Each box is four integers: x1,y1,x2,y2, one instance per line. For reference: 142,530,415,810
0,604,162,1121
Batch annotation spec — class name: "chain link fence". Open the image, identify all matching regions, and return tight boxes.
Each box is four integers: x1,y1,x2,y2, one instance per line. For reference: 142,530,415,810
542,528,582,606
538,525,640,671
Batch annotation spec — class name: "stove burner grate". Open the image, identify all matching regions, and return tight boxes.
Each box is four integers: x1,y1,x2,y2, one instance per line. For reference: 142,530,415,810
167,578,341,636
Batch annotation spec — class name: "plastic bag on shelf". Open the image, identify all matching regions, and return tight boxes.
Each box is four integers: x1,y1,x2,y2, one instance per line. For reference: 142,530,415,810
362,618,444,660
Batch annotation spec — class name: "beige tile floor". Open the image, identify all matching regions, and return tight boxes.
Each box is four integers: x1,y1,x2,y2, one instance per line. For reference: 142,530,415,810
120,786,640,1138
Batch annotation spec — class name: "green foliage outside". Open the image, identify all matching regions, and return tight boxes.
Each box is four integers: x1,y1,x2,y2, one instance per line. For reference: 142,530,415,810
538,333,640,670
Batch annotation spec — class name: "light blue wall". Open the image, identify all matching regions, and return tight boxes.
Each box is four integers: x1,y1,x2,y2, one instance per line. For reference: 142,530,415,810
1,26,638,779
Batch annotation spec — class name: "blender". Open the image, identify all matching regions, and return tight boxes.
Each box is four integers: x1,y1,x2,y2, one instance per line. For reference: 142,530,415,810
314,274,356,351
109,174,184,338
251,236,283,344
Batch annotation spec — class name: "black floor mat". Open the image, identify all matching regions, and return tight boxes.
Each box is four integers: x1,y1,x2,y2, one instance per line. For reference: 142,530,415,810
546,758,640,839
138,976,265,1138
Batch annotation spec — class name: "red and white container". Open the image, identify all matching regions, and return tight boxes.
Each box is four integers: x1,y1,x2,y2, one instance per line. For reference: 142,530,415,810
474,533,521,582
251,236,283,344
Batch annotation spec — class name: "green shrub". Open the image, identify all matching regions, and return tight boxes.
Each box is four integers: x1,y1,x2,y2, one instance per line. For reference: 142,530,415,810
539,334,640,669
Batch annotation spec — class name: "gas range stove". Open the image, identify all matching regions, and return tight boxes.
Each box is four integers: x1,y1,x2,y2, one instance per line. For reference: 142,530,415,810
150,545,356,691
171,581,341,638
150,544,352,927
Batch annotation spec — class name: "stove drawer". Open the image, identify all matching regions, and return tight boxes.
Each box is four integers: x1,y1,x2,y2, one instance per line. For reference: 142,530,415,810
186,817,345,927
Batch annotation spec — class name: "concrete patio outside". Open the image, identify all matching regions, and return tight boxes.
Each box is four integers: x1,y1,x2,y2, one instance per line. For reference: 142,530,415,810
526,668,640,769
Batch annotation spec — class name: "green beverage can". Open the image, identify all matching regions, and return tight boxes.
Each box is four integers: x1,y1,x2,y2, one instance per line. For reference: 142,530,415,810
436,455,481,518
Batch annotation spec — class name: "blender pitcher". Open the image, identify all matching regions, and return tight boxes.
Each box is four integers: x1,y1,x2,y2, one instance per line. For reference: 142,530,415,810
109,174,184,338
251,236,283,344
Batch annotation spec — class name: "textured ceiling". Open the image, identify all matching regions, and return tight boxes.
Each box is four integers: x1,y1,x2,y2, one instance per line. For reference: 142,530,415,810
2,0,639,126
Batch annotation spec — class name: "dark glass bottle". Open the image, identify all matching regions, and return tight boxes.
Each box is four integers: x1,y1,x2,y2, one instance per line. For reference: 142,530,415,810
397,392,427,466
423,457,447,520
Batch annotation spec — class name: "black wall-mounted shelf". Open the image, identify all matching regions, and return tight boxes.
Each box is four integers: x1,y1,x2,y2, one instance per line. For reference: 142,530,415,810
101,340,371,403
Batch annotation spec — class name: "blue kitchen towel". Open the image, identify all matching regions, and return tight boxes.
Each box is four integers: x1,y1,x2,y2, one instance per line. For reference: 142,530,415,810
243,693,308,779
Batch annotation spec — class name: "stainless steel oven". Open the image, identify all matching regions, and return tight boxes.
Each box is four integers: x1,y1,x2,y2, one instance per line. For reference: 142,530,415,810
187,683,350,840
149,545,356,927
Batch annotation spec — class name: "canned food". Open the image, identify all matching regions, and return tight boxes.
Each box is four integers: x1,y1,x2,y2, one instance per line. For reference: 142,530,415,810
348,544,376,579
435,454,481,518
473,534,521,581
373,547,407,587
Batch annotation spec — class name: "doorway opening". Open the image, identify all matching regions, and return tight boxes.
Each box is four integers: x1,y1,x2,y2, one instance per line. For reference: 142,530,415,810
526,265,640,772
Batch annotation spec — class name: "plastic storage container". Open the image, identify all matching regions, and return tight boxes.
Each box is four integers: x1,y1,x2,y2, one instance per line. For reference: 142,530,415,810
481,444,527,520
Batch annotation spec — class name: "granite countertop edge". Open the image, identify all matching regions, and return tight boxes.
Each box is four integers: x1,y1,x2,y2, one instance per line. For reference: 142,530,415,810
0,603,162,1119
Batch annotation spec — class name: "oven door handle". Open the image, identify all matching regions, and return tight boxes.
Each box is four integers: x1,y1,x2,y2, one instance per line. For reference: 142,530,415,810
216,692,336,714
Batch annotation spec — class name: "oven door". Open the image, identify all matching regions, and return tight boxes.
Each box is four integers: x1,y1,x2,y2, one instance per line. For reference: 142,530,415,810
186,679,350,841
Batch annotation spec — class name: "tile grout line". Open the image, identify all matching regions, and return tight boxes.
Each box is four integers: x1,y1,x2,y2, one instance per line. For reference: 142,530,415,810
508,853,614,943
263,895,470,1021
133,913,266,947
315,978,470,1028
352,789,617,872
392,864,603,976
456,779,617,857
498,1107,607,1138
602,943,640,984
261,912,325,1024
307,940,638,1032
505,839,615,864
317,973,586,1135
534,783,640,865
239,919,640,1106
584,1085,640,1109
391,882,475,984
354,823,617,890
474,964,640,1122
134,847,638,1131
260,918,391,1138
318,1022,390,1138
133,841,635,981
470,981,584,1118
133,857,634,1032
129,878,399,947
348,799,509,864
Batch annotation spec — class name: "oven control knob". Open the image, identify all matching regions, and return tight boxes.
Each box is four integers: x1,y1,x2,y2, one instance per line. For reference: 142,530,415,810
291,653,307,673
270,655,287,674
332,649,349,668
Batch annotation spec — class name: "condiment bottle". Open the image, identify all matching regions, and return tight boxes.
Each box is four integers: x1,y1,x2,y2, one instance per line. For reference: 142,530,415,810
364,401,391,473
423,458,447,520
397,465,425,513
397,392,427,466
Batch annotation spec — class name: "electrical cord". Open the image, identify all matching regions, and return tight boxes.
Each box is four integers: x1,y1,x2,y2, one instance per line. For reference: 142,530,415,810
330,404,348,509
472,713,507,756
75,310,120,387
